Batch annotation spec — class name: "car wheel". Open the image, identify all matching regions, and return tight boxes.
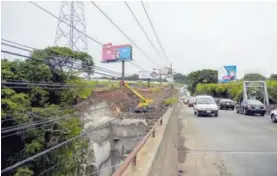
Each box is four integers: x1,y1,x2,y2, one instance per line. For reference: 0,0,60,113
271,114,277,123
243,108,248,115
231,107,234,111
261,113,265,117
236,108,240,114
196,111,201,117
215,113,218,117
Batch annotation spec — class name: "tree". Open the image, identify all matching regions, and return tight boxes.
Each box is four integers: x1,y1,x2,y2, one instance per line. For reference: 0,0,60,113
187,69,218,94
173,73,187,84
243,73,266,81
270,74,277,80
31,47,94,82
1,47,91,176
125,74,139,80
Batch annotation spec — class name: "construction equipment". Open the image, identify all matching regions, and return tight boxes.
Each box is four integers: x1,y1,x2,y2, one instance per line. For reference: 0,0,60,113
120,80,154,113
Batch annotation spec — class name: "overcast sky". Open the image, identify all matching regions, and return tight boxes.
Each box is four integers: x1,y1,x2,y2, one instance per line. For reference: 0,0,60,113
2,1,277,78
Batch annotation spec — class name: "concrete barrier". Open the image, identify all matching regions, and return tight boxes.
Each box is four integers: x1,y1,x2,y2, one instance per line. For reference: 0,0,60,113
114,103,179,176
147,104,178,176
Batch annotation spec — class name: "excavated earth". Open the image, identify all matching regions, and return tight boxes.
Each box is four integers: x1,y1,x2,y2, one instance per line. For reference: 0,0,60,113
74,85,176,176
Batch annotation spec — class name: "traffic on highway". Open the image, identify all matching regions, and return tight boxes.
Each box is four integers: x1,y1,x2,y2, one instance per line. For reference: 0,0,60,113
181,86,277,123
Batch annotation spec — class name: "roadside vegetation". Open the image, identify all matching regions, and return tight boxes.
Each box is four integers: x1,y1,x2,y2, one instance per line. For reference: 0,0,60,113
1,47,93,176
164,97,178,106
195,77,277,102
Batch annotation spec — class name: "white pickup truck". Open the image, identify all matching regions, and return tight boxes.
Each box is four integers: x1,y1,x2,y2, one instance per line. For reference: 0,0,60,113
270,109,277,123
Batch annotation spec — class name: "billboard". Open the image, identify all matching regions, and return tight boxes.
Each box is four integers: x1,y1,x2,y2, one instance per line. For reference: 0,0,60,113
102,43,132,63
160,67,171,75
218,65,237,83
138,70,159,79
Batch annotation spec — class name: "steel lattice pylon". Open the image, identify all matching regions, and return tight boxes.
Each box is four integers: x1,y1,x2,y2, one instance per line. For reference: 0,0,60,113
243,81,269,105
54,1,88,52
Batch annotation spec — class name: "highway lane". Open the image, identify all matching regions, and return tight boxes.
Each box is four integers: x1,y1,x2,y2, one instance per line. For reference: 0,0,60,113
178,103,277,176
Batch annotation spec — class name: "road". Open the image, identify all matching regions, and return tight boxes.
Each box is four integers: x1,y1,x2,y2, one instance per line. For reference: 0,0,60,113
178,103,277,176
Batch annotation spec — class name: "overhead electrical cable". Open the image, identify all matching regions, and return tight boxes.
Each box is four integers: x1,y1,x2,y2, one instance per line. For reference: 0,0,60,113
90,1,161,67
141,2,170,62
28,2,145,71
1,41,123,76
1,50,121,78
1,106,108,136
1,118,116,174
124,2,164,63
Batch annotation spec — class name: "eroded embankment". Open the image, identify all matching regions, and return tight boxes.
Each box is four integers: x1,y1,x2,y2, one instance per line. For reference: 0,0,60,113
74,85,175,176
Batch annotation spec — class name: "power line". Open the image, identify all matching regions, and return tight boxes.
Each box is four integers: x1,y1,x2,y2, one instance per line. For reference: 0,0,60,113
1,81,95,88
1,115,73,134
38,162,61,176
1,38,36,50
30,1,103,46
1,41,123,76
1,124,53,139
141,2,170,62
28,3,145,71
1,42,33,52
128,61,144,70
1,118,116,174
1,50,121,78
124,2,164,63
90,1,161,67
1,106,108,135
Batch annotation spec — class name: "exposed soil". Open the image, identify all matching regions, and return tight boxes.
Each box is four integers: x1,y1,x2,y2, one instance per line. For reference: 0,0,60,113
75,85,176,119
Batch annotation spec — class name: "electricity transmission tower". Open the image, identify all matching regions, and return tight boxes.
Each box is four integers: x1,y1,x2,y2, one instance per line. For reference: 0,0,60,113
243,81,269,105
54,1,88,52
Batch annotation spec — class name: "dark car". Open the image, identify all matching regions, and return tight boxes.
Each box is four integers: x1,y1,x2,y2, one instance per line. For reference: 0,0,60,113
236,99,266,116
219,99,235,110
187,97,196,107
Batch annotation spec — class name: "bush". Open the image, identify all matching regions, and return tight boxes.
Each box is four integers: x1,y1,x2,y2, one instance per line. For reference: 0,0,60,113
164,97,178,106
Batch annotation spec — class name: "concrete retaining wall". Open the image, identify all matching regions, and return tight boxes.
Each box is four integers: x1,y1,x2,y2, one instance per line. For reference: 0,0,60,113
147,104,179,176
120,104,179,176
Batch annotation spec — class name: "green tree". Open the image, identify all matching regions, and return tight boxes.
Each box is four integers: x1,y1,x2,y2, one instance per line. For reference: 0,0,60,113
14,167,34,176
243,73,266,81
125,74,139,80
187,69,218,94
270,74,277,80
31,47,94,82
173,73,187,84
1,47,91,175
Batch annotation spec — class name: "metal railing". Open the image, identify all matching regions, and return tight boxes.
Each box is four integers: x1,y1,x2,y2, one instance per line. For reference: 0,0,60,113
112,117,163,176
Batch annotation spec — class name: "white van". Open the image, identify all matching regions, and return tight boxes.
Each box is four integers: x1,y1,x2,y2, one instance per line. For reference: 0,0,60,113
193,95,219,117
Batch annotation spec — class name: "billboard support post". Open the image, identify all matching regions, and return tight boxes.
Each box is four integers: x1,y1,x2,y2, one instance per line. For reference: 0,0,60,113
148,78,150,88
170,62,173,88
159,69,161,85
121,60,125,81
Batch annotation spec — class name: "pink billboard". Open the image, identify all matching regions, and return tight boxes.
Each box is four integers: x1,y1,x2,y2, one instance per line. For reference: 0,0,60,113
102,43,132,63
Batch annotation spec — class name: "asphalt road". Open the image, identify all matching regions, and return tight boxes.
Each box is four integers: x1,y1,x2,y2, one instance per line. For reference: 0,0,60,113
178,103,277,176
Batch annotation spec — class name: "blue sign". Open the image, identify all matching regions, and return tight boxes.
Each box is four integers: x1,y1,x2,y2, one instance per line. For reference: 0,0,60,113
118,45,132,61
218,65,237,83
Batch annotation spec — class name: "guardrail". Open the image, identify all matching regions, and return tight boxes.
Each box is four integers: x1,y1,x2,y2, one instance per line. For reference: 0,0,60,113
112,117,163,176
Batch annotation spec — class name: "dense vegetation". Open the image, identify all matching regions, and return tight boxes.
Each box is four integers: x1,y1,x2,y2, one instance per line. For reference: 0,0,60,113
184,70,277,103
1,47,95,176
173,73,187,85
187,69,218,93
195,80,277,102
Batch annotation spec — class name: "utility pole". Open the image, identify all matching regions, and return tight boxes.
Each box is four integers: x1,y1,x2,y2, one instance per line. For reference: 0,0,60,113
159,69,162,85
170,62,173,88
122,60,125,81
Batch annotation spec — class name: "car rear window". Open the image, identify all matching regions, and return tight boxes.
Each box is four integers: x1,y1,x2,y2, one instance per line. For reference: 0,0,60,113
247,99,263,105
197,97,216,104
